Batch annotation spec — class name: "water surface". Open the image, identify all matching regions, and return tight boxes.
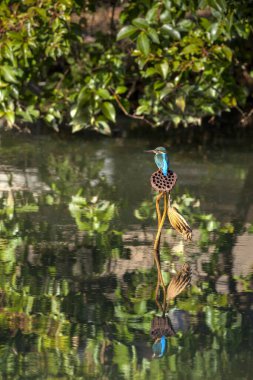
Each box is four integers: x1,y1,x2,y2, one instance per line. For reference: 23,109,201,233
0,133,253,379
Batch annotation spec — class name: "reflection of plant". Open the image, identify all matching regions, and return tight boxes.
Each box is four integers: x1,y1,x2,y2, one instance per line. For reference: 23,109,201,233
0,148,252,380
0,185,252,380
134,193,221,251
69,194,116,235
248,224,253,233
45,152,109,201
134,199,156,220
234,273,253,292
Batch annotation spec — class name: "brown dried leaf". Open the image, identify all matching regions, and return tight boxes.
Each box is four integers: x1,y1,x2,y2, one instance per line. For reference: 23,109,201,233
167,205,192,240
167,263,191,301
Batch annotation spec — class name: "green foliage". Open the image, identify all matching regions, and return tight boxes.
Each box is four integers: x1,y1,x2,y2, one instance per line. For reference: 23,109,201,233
0,0,125,134
0,0,253,133
118,0,253,128
69,194,116,234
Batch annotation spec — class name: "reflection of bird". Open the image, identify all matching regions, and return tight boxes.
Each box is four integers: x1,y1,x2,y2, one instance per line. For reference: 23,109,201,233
152,335,167,358
151,264,191,358
145,147,169,176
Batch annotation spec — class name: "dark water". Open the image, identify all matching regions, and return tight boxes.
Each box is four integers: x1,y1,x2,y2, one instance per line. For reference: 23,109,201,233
0,133,253,379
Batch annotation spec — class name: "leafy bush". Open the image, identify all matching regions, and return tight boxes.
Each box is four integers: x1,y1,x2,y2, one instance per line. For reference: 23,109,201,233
0,0,253,134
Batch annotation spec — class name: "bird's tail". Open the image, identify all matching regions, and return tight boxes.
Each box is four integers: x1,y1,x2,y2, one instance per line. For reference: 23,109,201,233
167,263,191,301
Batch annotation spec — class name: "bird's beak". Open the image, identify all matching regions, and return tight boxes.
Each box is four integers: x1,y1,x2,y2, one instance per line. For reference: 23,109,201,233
145,150,156,153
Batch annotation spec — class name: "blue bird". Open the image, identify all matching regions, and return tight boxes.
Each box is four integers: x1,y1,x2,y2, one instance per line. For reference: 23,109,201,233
152,335,167,358
145,147,169,176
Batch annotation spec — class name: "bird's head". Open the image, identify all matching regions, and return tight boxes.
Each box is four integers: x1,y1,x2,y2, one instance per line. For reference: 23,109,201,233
145,146,167,155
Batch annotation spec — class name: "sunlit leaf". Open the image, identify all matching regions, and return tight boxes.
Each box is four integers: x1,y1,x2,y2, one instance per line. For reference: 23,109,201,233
175,96,186,112
137,32,150,56
146,5,159,22
159,61,169,79
72,123,84,133
1,66,18,83
97,120,111,135
132,18,149,29
147,28,160,44
115,86,127,94
102,102,116,122
181,44,201,55
222,45,233,61
161,24,181,40
117,25,138,40
97,88,111,100
5,110,15,126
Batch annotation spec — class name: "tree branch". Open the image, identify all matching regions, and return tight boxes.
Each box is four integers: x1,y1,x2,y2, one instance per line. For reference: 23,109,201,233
111,91,154,127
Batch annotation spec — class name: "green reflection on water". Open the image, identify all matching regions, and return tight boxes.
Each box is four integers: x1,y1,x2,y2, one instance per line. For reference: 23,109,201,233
0,134,252,379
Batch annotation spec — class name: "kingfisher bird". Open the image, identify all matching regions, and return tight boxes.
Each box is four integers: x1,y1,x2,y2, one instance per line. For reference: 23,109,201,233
145,147,169,176
152,335,167,358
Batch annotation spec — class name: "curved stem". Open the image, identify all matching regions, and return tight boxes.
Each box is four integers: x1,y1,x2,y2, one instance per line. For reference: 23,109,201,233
153,193,168,310
155,274,163,312
156,192,163,227
153,248,167,314
154,192,167,251
153,248,165,288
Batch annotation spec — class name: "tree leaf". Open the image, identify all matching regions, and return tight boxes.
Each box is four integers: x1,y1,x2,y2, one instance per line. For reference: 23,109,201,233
161,25,181,40
144,67,158,77
102,102,116,122
171,115,181,127
117,25,138,41
222,45,233,62
137,32,150,56
159,61,169,79
115,86,127,94
209,0,227,12
136,104,149,115
146,5,159,22
148,28,160,44
97,88,111,99
159,84,174,100
72,123,84,133
33,7,47,20
177,19,194,31
1,66,18,84
192,61,205,72
0,90,4,102
160,10,171,23
181,44,200,55
5,110,15,126
210,23,219,40
0,81,8,88
176,96,186,112
132,18,149,29
97,120,111,135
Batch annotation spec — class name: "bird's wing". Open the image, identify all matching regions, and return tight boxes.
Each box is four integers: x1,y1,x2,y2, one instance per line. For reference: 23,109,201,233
162,156,168,176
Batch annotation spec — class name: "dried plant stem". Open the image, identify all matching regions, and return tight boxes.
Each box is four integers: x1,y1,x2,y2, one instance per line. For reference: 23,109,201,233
153,249,166,314
155,192,164,227
154,192,167,251
155,275,163,312
153,192,191,314
153,192,168,312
